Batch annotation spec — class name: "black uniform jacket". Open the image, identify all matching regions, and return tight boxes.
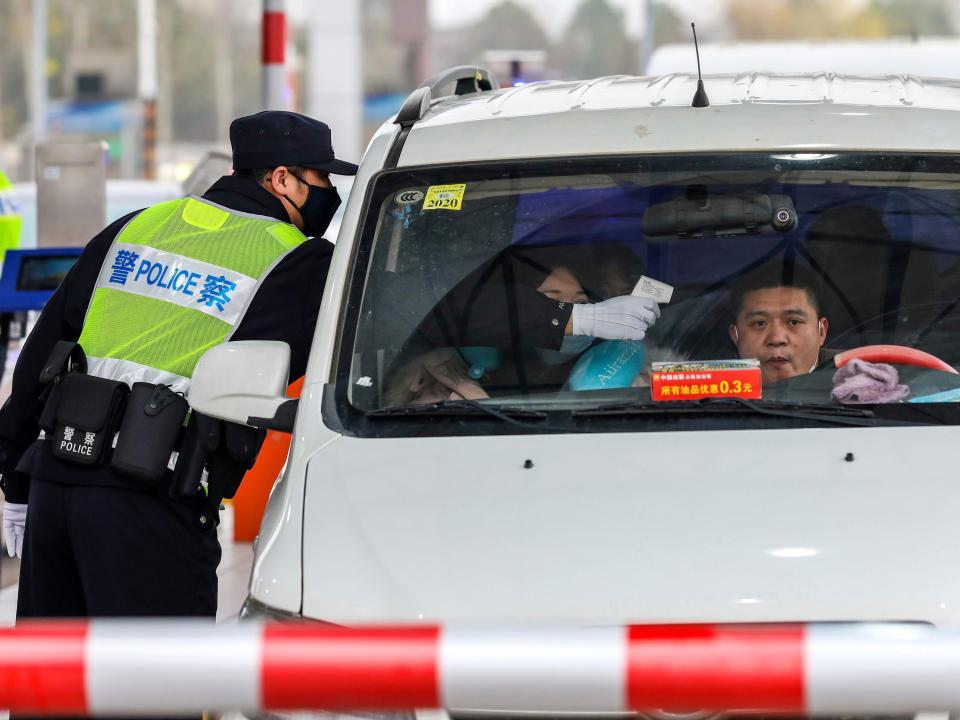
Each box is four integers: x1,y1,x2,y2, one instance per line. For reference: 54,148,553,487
417,274,573,351
0,176,333,503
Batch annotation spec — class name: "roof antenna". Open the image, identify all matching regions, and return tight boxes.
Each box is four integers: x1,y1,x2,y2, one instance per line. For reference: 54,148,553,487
690,22,710,108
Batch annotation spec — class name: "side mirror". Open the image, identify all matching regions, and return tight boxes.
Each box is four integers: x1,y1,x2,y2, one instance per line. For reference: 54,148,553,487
189,341,298,433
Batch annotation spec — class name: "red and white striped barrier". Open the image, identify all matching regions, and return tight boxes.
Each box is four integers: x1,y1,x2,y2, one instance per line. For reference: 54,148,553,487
1,621,959,715
261,0,286,109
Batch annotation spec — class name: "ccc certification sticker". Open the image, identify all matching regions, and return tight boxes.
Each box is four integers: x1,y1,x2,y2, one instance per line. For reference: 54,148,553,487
394,189,424,205
423,183,466,211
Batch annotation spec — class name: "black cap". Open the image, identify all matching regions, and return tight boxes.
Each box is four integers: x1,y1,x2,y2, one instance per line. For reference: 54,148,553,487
229,110,358,176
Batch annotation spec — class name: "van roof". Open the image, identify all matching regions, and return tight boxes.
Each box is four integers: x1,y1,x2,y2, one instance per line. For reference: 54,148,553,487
397,72,960,167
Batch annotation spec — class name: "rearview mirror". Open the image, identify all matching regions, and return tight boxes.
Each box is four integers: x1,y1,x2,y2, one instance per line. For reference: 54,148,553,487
189,341,296,432
643,190,797,240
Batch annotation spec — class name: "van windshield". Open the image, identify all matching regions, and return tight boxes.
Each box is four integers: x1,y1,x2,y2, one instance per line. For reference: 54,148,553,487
335,153,960,434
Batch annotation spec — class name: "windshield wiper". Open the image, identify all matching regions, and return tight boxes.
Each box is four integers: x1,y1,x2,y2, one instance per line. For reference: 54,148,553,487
367,399,548,427
368,397,948,429
573,397,882,426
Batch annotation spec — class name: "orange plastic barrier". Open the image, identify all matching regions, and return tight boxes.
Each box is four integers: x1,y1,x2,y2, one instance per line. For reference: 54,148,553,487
232,376,303,542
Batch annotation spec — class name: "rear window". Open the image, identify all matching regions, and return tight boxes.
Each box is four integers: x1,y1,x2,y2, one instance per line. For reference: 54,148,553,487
329,153,960,436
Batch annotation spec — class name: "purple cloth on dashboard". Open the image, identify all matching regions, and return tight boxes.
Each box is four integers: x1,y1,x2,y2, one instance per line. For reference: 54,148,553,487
831,358,910,404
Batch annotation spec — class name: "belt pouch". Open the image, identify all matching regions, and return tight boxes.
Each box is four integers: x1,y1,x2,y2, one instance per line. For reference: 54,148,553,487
38,341,88,433
111,383,189,484
49,373,129,466
39,380,64,433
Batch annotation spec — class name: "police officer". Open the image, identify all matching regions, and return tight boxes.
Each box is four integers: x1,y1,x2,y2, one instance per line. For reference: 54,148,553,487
0,111,356,618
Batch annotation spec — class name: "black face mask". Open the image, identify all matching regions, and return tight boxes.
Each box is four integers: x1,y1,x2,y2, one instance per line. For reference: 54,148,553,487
287,176,341,238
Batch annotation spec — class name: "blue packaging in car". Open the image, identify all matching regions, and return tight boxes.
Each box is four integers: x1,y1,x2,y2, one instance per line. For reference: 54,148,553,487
567,340,645,391
909,387,960,403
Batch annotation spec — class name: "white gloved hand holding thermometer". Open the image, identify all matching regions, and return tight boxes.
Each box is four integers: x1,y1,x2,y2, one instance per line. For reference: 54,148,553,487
570,296,661,341
2,501,27,559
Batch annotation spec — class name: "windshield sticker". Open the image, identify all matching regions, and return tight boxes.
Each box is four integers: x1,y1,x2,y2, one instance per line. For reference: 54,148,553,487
423,184,466,211
394,189,425,206
632,275,674,303
651,359,761,402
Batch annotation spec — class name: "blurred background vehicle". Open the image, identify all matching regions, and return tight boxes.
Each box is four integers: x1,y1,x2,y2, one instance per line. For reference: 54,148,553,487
647,37,960,75
5,154,353,248
9,179,180,249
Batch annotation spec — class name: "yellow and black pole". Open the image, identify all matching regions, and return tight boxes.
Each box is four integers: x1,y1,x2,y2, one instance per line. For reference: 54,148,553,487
138,0,158,179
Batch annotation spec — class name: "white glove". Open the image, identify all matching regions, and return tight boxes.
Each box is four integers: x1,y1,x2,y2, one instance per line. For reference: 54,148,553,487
571,296,661,341
2,501,27,559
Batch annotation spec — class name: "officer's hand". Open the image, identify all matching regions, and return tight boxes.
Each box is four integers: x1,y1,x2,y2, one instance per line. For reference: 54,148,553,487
571,296,661,341
2,501,27,559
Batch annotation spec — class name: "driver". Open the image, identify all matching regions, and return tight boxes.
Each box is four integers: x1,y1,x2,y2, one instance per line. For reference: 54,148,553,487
728,263,829,385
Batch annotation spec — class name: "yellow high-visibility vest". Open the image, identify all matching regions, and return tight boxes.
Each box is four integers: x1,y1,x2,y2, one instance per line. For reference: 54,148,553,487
78,197,306,391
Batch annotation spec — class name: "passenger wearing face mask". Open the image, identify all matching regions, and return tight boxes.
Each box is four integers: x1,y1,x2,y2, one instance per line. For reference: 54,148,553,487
388,244,658,401
533,265,596,365
465,247,658,396
388,262,602,403
0,111,356,622
414,243,659,358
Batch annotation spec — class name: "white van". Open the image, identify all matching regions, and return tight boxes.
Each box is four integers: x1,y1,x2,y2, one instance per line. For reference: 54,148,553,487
192,65,960,674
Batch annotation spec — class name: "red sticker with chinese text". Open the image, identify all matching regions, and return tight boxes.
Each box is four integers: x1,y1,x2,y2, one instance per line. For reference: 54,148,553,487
651,359,762,402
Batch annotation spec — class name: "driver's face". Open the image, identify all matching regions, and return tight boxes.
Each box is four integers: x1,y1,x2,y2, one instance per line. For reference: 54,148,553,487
729,287,827,384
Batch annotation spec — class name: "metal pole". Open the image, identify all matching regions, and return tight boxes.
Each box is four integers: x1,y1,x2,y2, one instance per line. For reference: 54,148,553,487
262,0,287,110
639,0,654,75
138,0,158,178
31,0,48,176
307,0,362,163
214,0,235,144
